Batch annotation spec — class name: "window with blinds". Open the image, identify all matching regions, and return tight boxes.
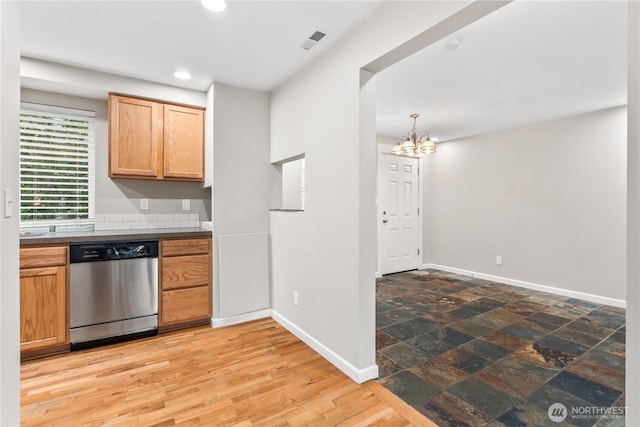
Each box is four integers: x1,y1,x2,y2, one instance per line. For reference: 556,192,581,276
19,103,95,225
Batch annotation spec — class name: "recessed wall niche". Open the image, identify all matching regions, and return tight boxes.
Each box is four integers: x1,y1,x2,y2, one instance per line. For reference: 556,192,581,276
271,154,305,211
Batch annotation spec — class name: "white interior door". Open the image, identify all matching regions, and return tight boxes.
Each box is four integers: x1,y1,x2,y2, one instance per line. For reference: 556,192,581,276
378,153,420,275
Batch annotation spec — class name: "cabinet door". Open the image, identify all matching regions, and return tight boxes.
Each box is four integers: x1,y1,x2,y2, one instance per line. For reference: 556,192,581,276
161,287,211,326
20,266,67,352
109,95,162,178
163,104,204,181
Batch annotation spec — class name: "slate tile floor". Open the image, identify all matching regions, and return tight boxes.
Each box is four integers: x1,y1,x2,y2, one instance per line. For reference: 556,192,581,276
376,269,626,427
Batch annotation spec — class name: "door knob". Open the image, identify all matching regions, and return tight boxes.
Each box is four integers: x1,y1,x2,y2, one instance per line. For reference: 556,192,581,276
382,219,388,223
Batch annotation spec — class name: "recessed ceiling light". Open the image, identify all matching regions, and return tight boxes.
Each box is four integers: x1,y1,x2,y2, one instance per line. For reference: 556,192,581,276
431,137,440,142
201,0,226,12
173,70,192,80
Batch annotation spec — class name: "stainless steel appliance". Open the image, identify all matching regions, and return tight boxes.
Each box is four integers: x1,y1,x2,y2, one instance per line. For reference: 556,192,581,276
69,239,159,349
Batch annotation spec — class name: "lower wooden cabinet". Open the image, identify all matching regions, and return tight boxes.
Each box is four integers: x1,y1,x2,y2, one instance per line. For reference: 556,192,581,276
159,237,212,330
20,246,69,357
18,236,212,355
161,287,211,324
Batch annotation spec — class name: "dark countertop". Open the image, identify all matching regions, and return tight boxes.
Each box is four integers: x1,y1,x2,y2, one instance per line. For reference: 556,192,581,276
20,228,212,246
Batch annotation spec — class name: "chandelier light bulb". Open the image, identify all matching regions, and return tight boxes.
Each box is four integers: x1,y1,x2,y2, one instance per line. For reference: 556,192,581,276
391,113,437,156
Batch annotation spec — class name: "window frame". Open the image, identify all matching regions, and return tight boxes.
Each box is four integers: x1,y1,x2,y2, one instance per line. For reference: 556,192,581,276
19,102,96,228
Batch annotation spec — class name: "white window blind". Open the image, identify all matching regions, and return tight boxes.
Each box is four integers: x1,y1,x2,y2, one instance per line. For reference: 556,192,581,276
19,103,95,225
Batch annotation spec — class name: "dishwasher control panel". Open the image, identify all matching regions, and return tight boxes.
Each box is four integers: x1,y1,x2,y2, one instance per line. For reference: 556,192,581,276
70,240,158,263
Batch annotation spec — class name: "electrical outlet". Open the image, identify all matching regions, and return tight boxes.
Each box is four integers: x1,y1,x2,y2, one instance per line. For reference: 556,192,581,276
182,199,191,211
496,256,502,265
140,198,149,210
293,291,299,306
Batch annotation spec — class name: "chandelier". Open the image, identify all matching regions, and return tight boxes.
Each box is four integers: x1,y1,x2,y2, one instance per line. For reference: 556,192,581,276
391,114,436,156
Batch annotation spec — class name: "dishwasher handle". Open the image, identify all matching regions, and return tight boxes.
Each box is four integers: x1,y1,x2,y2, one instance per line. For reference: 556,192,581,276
80,249,101,259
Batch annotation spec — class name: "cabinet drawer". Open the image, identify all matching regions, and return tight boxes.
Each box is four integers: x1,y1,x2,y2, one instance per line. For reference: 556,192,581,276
161,254,210,290
161,286,210,325
162,238,210,257
20,246,67,269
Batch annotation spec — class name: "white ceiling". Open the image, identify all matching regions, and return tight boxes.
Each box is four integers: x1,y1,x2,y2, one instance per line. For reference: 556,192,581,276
376,0,628,143
19,0,382,92
19,1,627,143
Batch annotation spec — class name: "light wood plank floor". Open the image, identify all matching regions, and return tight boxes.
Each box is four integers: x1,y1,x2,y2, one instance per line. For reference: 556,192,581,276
21,318,436,426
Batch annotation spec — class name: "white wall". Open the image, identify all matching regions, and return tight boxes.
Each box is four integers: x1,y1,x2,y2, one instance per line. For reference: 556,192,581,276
269,1,480,382
627,1,640,423
0,2,21,424
358,69,377,369
204,84,214,188
281,159,303,210
21,58,206,107
211,83,275,319
423,107,627,303
376,134,397,146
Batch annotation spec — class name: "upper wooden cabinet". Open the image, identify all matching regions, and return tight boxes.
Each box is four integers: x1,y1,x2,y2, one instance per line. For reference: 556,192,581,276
163,104,205,180
108,96,161,178
109,94,204,181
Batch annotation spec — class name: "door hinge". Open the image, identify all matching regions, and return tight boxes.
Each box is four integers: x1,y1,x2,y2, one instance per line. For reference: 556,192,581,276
417,248,420,255
418,208,420,215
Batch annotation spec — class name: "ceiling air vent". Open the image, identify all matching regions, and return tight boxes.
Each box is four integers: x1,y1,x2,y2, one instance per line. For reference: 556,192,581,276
302,30,326,51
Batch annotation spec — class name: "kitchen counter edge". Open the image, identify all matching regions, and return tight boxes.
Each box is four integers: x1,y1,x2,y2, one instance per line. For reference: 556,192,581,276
20,228,212,246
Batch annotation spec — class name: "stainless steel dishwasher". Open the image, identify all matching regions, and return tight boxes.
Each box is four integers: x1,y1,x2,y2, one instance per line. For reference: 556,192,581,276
69,239,159,350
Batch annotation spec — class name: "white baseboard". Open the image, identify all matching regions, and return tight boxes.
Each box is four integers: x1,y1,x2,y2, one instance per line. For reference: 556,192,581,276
211,308,272,328
271,310,379,384
422,263,626,309
375,272,383,279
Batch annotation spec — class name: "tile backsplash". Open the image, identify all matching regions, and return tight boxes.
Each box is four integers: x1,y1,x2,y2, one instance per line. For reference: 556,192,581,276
94,213,200,231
